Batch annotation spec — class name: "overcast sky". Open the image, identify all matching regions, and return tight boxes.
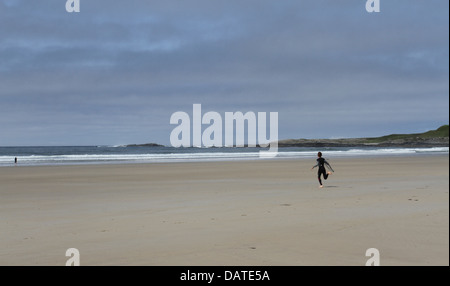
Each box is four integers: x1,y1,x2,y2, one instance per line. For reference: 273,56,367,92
0,0,448,146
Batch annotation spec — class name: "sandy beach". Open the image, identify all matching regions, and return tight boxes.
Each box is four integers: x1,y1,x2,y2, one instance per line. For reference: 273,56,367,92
0,155,448,266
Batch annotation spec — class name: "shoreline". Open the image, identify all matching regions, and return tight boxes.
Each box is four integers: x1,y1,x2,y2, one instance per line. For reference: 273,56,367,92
1,147,448,168
1,152,447,166
1,155,448,265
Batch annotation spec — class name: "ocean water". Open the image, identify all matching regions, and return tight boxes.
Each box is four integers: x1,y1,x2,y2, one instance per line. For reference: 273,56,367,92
0,146,448,167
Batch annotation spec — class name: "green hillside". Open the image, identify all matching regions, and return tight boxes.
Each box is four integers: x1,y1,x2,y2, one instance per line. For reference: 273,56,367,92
277,125,449,147
365,125,449,143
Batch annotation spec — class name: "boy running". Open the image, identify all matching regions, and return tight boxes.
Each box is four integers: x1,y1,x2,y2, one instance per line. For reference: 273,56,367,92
311,152,334,188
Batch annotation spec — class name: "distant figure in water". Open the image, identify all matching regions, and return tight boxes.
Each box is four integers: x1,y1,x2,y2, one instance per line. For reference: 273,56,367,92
311,152,334,188
14,157,18,164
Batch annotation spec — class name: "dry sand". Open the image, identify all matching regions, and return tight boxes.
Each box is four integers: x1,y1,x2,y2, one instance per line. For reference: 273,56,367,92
0,155,448,265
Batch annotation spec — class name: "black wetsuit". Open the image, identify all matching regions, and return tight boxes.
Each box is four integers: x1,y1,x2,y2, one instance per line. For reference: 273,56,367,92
312,157,334,186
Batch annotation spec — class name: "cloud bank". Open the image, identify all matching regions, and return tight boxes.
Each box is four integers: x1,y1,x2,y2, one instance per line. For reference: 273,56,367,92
0,0,448,145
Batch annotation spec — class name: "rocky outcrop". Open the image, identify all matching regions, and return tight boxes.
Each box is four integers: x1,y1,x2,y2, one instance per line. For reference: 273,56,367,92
124,143,165,147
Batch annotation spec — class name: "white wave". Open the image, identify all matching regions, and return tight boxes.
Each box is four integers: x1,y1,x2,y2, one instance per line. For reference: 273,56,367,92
277,147,448,158
0,147,447,166
0,152,260,165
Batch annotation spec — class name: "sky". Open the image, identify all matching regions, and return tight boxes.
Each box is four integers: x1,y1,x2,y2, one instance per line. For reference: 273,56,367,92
0,0,448,146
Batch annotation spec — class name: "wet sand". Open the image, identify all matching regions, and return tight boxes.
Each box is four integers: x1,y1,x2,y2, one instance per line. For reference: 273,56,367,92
0,155,448,265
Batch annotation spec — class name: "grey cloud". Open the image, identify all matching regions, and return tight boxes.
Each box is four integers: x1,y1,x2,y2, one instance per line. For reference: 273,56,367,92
0,0,448,145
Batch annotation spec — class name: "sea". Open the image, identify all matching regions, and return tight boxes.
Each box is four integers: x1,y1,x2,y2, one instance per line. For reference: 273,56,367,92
0,146,448,167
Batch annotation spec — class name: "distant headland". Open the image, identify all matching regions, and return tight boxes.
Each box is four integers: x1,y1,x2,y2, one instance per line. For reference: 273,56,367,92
124,125,449,148
277,125,449,148
123,143,165,147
